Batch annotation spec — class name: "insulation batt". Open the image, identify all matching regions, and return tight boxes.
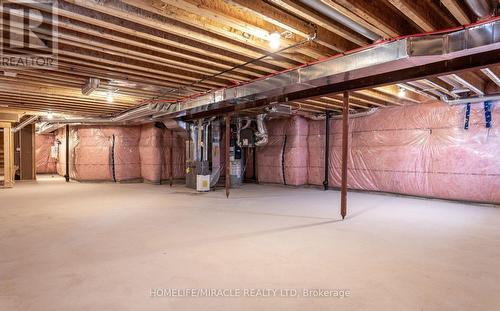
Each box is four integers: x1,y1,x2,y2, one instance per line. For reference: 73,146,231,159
256,116,309,186
139,123,187,183
140,124,164,183
50,125,185,183
259,101,499,204
35,133,57,174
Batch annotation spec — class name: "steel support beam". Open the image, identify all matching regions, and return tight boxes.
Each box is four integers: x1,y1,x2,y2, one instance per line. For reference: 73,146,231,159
225,114,231,198
340,92,349,220
183,49,500,120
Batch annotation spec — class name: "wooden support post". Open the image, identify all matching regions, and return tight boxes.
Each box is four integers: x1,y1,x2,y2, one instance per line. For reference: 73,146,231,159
65,124,70,182
2,123,14,188
341,91,349,219
323,110,330,191
225,114,231,198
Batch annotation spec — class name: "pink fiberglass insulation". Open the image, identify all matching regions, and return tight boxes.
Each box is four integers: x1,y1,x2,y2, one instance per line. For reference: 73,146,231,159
35,133,57,174
140,124,164,183
256,118,287,184
54,126,141,182
55,128,67,177
104,126,141,182
72,127,113,181
160,128,172,181
305,101,500,203
256,116,309,185
171,131,186,179
46,125,185,183
284,116,309,186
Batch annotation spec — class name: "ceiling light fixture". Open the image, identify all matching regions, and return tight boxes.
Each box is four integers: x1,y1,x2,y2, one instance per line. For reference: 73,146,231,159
46,111,53,120
398,87,406,98
268,32,281,50
107,91,114,103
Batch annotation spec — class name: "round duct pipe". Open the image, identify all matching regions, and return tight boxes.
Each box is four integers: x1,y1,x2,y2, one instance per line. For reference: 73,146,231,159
297,0,380,41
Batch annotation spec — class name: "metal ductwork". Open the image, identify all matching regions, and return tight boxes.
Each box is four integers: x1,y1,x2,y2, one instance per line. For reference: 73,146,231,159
210,120,221,187
185,119,222,189
464,0,493,19
254,114,268,147
297,0,380,41
38,103,173,131
236,118,252,147
81,77,100,96
13,115,39,133
151,20,500,119
37,122,65,134
163,118,187,131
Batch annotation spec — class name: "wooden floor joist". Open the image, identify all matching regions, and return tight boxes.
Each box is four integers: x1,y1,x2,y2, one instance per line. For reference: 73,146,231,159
0,0,491,117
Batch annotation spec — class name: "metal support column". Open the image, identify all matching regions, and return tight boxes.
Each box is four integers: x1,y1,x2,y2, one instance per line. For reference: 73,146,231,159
225,114,231,198
170,130,174,187
323,111,330,190
341,92,349,219
65,124,70,182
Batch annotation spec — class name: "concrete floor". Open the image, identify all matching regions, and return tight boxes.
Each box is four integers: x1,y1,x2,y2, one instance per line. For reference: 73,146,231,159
1,176,499,311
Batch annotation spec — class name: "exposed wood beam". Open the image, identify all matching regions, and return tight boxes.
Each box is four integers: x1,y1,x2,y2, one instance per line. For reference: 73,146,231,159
269,0,370,46
480,68,500,87
65,0,301,67
151,0,331,59
385,0,457,32
226,0,356,52
28,1,284,74
320,96,368,109
449,73,485,95
320,0,391,38
329,0,422,37
374,85,426,103
441,0,471,25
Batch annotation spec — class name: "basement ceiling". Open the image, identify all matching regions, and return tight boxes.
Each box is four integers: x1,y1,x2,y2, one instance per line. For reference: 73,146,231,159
0,0,498,117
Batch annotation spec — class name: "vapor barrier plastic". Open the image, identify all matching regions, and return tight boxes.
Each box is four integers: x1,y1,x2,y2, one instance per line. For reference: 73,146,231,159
35,133,57,174
140,124,163,183
139,123,186,183
256,116,309,186
261,101,499,204
256,119,287,184
47,125,186,183
171,131,186,180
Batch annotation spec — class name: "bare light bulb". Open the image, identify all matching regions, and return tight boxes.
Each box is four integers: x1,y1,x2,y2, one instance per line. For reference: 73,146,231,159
398,87,406,98
47,111,53,120
107,92,114,103
268,32,281,50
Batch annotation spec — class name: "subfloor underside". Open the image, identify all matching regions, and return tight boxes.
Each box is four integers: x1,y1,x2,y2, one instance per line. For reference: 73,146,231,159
1,176,499,311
